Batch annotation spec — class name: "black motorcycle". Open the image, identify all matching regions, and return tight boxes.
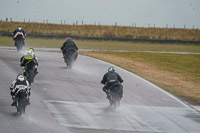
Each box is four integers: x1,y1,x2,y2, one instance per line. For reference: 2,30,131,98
15,88,28,115
108,83,122,108
13,32,25,52
63,48,78,68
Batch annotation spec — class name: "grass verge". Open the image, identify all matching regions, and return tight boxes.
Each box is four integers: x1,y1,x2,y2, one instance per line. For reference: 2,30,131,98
80,51,200,105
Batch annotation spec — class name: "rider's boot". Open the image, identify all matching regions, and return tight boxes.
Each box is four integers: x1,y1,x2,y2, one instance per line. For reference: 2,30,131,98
35,69,38,75
11,96,17,106
103,87,110,99
120,89,123,99
26,98,30,105
11,100,17,106
106,92,110,99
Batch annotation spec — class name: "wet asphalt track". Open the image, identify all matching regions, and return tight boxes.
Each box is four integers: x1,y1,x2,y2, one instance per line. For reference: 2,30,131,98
0,47,200,133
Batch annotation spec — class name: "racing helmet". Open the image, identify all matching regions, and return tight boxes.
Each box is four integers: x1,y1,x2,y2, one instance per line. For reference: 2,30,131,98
66,37,72,41
24,50,34,59
108,67,115,72
28,48,34,52
17,26,22,30
17,74,25,81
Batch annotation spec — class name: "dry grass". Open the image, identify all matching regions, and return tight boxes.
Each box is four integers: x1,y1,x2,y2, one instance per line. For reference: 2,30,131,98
1,21,200,41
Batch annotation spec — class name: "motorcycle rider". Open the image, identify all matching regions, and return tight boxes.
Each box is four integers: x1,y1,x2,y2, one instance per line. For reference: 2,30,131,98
20,48,38,76
10,74,31,106
60,37,78,58
12,26,26,46
101,67,123,99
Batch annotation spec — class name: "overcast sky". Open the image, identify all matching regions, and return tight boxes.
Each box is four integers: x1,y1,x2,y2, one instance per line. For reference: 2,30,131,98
0,0,200,28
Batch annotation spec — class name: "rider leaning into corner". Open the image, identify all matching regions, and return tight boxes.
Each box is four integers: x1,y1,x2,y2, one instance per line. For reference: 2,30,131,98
101,67,124,99
20,48,39,76
12,26,26,46
60,37,78,57
10,74,31,106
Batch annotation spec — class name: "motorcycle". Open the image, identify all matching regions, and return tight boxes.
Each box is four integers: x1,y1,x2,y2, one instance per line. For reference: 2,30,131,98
14,86,29,115
13,32,25,52
107,82,122,108
63,47,78,68
25,67,36,85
